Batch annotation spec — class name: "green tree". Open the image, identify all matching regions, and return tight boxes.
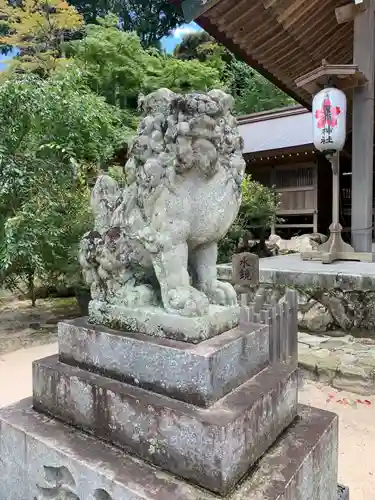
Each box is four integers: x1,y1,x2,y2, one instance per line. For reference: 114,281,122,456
228,59,294,115
68,0,184,46
174,30,214,60
0,0,83,76
65,16,223,110
145,56,223,93
218,176,280,262
0,72,126,304
174,30,230,79
239,175,280,230
65,16,148,110
174,30,294,115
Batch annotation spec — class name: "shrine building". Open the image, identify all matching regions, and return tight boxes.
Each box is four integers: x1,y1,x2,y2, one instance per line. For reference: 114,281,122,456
176,0,375,255
237,105,345,239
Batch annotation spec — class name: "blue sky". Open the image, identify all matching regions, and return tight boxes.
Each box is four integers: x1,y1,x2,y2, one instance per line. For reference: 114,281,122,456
0,48,19,71
161,22,201,52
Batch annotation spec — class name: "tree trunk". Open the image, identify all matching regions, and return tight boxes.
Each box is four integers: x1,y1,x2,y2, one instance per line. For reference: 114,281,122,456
258,229,271,258
27,271,36,307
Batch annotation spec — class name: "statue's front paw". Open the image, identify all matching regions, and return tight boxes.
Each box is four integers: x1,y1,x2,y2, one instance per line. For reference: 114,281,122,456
199,280,238,307
165,286,209,317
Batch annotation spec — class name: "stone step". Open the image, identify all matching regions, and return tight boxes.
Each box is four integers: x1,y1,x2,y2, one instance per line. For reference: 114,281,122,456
0,399,339,500
58,318,269,407
33,355,298,496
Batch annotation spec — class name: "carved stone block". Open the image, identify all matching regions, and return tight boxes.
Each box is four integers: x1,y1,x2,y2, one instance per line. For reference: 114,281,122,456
0,399,340,500
88,302,240,343
58,318,269,407
33,355,298,496
232,252,259,287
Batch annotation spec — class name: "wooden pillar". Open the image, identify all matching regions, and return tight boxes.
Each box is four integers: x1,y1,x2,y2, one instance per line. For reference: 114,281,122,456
352,2,375,253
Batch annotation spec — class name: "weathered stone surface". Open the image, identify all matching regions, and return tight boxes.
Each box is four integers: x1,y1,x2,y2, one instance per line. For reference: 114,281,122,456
268,233,328,255
80,89,245,321
232,252,259,287
58,318,269,407
332,361,375,394
33,355,298,496
239,404,339,500
301,302,334,333
298,332,375,394
89,302,240,343
217,253,375,335
299,332,330,347
239,289,299,367
218,253,375,290
0,399,338,500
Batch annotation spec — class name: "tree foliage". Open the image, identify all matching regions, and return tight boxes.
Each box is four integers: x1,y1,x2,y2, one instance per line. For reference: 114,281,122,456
174,30,294,115
173,30,230,80
218,176,281,263
0,72,126,302
227,59,294,115
148,55,223,93
239,175,280,229
0,0,83,76
68,0,184,46
65,16,222,110
65,17,148,110
174,30,214,60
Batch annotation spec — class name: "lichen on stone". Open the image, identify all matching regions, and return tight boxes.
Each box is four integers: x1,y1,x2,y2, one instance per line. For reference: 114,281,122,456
235,280,375,336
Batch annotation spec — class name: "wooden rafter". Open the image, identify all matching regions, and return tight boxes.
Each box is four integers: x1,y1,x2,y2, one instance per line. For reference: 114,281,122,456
180,0,354,108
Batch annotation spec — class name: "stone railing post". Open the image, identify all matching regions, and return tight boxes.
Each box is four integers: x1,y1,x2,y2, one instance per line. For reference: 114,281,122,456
232,252,298,368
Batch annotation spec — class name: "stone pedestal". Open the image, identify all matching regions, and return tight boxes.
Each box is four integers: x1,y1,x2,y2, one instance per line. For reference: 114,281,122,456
33,354,297,495
89,302,240,343
0,400,339,500
57,318,269,407
0,304,345,500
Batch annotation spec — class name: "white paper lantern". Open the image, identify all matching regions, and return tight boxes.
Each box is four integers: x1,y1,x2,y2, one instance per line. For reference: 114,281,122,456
312,87,347,153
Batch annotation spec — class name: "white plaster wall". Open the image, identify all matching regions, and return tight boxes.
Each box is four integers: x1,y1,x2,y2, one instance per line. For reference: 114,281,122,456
238,110,313,154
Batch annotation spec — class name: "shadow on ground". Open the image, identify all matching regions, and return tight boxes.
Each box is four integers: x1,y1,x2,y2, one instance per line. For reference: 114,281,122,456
0,295,80,354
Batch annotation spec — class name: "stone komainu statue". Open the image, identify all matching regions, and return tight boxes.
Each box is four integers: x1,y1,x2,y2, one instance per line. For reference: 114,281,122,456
80,88,246,319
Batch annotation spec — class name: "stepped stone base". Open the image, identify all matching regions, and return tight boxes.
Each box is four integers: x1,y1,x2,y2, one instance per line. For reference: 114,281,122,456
58,318,269,407
89,301,240,343
0,400,339,500
33,355,298,496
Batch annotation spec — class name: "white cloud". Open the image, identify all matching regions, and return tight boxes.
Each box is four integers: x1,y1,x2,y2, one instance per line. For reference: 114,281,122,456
172,23,200,39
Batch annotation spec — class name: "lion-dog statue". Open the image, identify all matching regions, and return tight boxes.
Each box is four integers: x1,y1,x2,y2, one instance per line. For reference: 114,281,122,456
80,88,246,320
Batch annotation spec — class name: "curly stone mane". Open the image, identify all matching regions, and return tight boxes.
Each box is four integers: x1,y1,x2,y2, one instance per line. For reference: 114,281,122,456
125,88,244,219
